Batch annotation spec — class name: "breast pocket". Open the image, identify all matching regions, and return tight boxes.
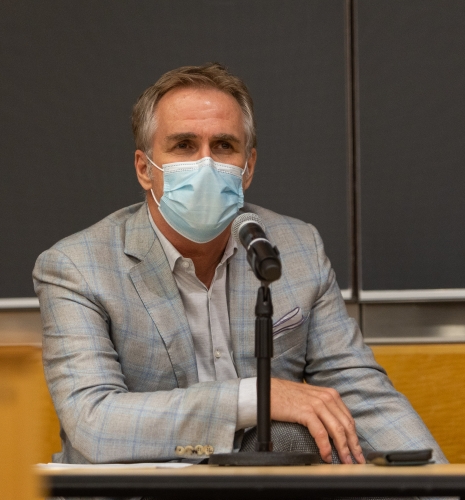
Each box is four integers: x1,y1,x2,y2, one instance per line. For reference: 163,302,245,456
273,306,307,339
271,309,310,380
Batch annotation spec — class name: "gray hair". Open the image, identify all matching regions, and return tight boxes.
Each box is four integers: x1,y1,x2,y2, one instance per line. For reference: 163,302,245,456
132,63,257,165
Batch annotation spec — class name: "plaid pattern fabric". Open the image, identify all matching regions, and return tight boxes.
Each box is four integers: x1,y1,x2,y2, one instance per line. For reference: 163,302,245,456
240,421,343,461
34,202,447,472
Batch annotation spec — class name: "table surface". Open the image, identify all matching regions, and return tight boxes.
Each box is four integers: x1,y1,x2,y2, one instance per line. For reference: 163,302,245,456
37,463,465,498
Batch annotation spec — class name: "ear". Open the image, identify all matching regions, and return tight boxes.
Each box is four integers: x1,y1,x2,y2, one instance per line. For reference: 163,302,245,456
134,150,152,191
243,148,257,191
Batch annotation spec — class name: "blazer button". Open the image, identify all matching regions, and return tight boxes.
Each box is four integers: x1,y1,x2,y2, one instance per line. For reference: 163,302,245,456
184,445,194,456
195,445,205,456
204,445,214,456
175,446,186,456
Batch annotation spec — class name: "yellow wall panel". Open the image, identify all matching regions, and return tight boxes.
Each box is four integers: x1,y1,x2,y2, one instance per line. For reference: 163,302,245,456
372,343,465,463
0,346,42,499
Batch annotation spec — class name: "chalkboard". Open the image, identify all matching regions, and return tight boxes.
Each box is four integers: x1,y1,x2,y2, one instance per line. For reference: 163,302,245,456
356,0,465,295
0,0,352,302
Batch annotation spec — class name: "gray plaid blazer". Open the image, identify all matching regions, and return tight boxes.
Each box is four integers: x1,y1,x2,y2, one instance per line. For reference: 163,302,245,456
33,202,446,465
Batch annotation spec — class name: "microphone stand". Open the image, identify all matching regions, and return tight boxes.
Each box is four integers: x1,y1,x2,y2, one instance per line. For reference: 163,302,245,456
255,283,273,452
209,282,318,466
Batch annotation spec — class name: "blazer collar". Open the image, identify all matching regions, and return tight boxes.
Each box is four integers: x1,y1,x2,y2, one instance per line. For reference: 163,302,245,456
124,203,198,388
123,203,156,261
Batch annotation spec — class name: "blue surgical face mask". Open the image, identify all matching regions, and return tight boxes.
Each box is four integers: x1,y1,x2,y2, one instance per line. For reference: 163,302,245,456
146,155,247,243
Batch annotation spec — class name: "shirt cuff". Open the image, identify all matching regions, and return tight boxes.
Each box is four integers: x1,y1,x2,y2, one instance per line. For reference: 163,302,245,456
236,377,257,430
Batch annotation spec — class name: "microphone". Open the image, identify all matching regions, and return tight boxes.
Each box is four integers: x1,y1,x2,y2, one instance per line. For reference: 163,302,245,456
232,213,281,282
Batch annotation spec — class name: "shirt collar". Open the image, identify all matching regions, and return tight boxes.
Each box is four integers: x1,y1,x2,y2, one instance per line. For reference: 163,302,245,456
147,205,237,272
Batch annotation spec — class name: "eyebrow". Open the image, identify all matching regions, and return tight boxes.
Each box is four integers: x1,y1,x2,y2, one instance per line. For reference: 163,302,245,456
211,133,241,144
165,133,198,143
164,132,242,144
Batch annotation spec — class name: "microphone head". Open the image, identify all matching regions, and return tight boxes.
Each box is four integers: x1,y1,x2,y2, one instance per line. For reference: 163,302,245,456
231,213,265,245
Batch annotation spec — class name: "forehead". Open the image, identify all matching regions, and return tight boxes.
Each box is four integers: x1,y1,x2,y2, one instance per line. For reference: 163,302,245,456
154,86,245,137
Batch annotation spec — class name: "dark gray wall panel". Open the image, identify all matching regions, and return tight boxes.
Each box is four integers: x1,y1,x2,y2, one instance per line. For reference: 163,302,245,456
357,0,465,291
362,303,465,342
0,0,351,299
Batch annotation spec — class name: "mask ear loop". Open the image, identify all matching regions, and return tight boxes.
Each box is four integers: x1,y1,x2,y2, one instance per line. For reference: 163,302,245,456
242,161,249,178
145,154,164,172
145,154,163,207
151,189,161,207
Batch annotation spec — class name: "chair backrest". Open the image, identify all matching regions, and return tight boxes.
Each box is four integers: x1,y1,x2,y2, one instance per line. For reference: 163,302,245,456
371,343,465,463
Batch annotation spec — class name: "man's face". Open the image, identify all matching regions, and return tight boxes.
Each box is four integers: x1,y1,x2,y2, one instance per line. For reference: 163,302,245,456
135,86,256,202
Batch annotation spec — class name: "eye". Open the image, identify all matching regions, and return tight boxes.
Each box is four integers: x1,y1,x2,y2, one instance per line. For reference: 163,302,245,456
214,141,234,153
175,142,189,149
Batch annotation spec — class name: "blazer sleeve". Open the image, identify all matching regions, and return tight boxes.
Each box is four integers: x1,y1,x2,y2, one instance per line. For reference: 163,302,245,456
303,226,448,464
33,247,240,464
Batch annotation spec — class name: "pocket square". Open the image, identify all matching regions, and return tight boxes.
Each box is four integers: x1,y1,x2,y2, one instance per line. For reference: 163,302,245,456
273,307,306,336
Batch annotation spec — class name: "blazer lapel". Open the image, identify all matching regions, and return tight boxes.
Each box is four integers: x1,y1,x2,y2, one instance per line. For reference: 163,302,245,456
124,204,198,388
228,216,300,378
228,245,257,378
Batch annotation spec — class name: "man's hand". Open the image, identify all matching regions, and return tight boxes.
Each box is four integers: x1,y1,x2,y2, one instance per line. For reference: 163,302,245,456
270,378,365,464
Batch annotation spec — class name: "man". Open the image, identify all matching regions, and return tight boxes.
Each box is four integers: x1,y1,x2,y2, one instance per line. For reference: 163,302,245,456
33,63,446,468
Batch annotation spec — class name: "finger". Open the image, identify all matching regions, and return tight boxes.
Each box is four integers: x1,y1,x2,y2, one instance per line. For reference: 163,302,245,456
303,411,333,463
335,410,365,464
332,411,365,464
311,401,353,464
314,392,365,464
305,397,355,464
